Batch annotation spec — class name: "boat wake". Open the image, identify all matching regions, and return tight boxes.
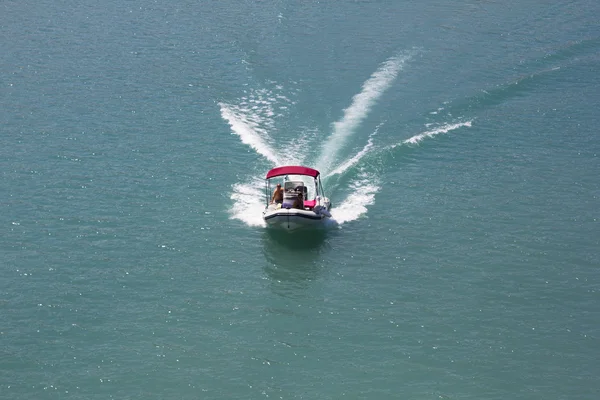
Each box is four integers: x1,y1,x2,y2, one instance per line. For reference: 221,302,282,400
314,55,411,174
397,120,472,147
219,51,473,227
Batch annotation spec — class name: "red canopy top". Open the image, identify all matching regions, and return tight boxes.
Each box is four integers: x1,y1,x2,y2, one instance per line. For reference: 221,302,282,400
265,166,320,179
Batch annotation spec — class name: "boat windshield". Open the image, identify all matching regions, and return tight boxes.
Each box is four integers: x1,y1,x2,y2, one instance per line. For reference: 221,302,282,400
265,174,319,207
284,176,314,198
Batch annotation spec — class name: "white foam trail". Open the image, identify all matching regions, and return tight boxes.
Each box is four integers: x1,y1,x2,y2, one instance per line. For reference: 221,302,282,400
330,171,380,224
400,121,472,146
229,180,267,227
317,54,411,174
283,127,321,166
222,83,302,226
327,137,375,177
219,102,281,165
328,120,471,225
326,122,384,178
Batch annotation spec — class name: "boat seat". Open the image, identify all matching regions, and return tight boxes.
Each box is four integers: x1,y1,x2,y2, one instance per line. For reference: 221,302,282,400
303,199,316,209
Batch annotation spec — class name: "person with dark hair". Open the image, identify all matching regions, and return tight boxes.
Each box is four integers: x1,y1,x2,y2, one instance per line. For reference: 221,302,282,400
293,191,304,209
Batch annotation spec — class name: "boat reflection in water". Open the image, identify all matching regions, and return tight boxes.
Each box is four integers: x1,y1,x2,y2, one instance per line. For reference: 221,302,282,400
261,229,332,293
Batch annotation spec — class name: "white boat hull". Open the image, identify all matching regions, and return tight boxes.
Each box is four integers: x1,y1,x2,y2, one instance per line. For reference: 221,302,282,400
263,207,331,232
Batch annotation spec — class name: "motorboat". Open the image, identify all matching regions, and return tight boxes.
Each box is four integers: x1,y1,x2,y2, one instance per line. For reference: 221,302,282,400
262,166,332,231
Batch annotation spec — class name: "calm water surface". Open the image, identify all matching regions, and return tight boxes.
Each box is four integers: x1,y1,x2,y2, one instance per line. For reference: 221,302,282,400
2,1,599,399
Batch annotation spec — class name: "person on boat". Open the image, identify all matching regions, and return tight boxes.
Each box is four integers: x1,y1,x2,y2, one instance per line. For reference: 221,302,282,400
293,192,304,209
271,183,284,204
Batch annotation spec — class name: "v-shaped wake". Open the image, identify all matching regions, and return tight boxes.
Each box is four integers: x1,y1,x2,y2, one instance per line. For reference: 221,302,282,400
219,51,473,227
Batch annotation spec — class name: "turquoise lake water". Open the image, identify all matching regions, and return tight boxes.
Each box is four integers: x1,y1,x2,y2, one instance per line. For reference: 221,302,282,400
2,1,599,399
